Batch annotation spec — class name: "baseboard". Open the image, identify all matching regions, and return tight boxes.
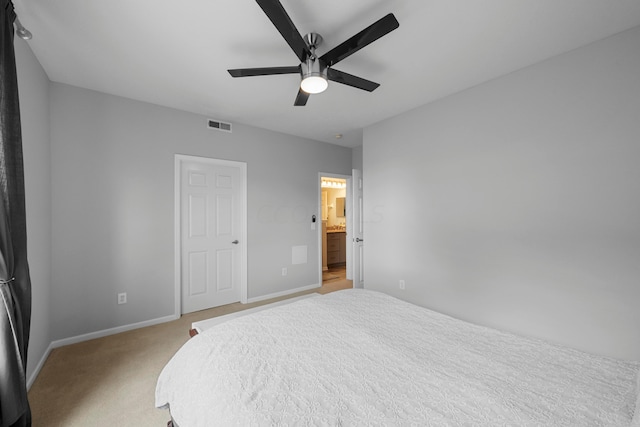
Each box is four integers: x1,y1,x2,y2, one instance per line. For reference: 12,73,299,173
246,283,320,304
50,314,179,349
27,286,321,389
27,342,53,390
27,313,178,389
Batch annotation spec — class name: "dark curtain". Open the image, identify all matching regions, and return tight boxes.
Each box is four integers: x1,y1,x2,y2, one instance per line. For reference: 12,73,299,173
0,1,32,426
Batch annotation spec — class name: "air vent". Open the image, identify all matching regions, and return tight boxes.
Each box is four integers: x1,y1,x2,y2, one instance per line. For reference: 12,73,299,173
207,119,232,133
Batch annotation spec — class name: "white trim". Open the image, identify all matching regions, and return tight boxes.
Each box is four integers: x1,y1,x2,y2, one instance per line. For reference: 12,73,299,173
318,175,322,285
317,172,353,285
50,314,178,349
246,283,321,304
174,154,248,318
345,176,353,280
27,313,178,389
27,343,53,390
174,156,182,318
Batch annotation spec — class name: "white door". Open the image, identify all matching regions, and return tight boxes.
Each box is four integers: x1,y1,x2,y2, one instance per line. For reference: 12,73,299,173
180,158,245,313
352,169,364,288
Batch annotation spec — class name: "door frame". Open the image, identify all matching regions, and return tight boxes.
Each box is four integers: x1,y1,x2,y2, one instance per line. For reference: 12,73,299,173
317,172,353,285
174,154,248,317
351,168,364,288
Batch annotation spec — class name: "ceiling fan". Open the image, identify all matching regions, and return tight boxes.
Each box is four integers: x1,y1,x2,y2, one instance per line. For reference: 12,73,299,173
228,0,399,106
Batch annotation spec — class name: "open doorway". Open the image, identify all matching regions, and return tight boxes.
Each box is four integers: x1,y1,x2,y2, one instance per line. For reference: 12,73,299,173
319,175,353,293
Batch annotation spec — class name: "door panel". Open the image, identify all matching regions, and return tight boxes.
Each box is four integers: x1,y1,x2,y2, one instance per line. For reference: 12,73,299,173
216,195,232,236
352,169,364,288
187,251,208,295
181,160,242,313
189,195,207,237
216,249,233,291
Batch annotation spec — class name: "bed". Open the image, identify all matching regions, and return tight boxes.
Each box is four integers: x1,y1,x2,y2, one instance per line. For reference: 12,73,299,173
156,289,640,426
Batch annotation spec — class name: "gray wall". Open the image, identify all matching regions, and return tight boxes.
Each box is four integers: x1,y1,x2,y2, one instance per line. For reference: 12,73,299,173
363,26,640,360
352,145,363,172
50,83,352,340
15,39,52,381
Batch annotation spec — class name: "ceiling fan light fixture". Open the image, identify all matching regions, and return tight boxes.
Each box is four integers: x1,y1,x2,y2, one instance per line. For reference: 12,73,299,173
300,57,328,94
301,75,328,94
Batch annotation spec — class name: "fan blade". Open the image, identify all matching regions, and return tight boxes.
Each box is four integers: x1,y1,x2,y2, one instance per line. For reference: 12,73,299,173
294,89,309,106
327,68,380,92
256,0,310,63
228,66,300,77
320,13,399,67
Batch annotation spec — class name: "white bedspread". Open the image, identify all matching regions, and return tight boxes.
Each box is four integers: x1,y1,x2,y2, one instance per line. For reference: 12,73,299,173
156,289,639,426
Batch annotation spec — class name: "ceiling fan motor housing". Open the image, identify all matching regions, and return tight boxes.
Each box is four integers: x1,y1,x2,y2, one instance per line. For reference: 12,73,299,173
300,32,328,93
300,57,328,93
301,56,327,81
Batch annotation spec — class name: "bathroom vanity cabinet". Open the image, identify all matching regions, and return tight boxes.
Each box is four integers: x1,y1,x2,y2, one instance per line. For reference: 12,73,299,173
327,231,346,266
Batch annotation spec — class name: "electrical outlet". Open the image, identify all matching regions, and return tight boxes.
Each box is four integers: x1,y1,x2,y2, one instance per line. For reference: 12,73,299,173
399,280,405,290
282,268,287,276
117,292,127,305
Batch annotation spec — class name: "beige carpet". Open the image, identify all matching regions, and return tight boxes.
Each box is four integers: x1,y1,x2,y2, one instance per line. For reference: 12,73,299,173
28,279,352,426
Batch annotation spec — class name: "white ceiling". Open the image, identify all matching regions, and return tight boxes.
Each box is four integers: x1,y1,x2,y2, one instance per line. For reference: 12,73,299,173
14,0,640,148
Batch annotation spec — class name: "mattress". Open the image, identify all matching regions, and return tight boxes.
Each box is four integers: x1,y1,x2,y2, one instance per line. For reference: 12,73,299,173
156,289,639,426
190,293,318,334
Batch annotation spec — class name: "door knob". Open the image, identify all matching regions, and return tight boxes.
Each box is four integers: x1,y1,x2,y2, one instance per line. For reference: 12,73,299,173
355,238,364,243
232,240,239,244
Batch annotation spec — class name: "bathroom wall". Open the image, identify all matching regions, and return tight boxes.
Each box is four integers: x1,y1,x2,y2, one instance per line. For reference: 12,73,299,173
322,187,346,227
